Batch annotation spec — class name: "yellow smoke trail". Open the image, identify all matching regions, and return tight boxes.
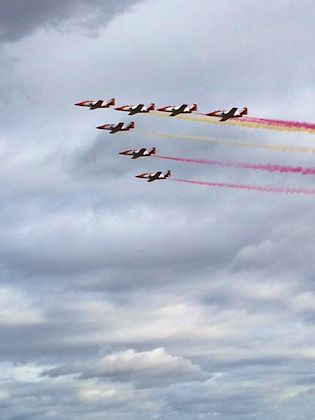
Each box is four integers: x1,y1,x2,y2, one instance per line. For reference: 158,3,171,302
149,112,315,135
140,130,315,155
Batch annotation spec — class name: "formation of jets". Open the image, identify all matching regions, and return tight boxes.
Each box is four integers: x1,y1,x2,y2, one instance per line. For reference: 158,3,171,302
75,97,248,182
75,98,248,121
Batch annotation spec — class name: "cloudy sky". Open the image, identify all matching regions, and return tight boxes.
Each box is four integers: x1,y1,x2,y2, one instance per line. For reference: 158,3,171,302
1,0,315,418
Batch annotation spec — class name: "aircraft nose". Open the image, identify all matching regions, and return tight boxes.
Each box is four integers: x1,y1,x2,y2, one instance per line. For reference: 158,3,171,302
75,101,84,106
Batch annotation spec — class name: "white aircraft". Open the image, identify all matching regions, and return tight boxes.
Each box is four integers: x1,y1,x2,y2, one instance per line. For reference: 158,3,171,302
135,170,171,182
157,103,197,116
119,147,156,159
75,98,115,109
96,121,135,133
206,107,248,121
115,103,155,115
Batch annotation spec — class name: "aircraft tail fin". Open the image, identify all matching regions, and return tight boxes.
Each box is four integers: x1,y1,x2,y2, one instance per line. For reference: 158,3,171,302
147,103,155,111
191,103,197,111
107,98,115,107
128,121,135,129
241,107,248,116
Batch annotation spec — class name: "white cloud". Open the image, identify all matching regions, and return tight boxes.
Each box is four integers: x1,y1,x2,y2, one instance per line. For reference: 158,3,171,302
81,347,200,380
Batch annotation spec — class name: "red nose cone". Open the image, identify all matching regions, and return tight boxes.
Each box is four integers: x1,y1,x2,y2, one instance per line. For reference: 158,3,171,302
96,125,106,129
75,101,86,106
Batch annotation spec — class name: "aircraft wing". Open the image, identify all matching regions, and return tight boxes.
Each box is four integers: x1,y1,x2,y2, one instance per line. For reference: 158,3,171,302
129,104,143,115
219,107,237,121
147,172,162,182
110,122,123,133
170,105,187,116
90,100,103,109
132,148,146,159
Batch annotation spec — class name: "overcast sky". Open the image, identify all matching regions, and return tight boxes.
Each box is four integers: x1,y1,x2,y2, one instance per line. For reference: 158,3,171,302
1,1,315,419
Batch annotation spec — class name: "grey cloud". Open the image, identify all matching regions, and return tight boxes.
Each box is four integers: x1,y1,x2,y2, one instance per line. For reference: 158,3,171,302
0,0,143,43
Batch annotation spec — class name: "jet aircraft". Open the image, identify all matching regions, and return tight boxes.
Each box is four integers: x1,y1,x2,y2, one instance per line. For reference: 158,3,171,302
157,103,197,116
206,107,248,121
119,147,156,159
115,103,155,115
96,121,135,133
135,170,171,182
75,98,115,109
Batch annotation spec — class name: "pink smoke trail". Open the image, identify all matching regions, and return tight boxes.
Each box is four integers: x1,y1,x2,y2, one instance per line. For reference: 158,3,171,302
238,116,315,131
154,155,315,176
170,178,315,196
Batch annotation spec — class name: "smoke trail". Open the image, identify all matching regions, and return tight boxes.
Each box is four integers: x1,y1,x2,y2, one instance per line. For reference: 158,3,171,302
150,112,315,135
170,178,315,196
141,130,315,155
155,155,315,176
242,116,315,132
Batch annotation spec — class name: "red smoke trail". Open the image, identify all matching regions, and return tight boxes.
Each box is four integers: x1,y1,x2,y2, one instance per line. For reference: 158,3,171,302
239,117,315,131
155,155,315,176
170,178,315,196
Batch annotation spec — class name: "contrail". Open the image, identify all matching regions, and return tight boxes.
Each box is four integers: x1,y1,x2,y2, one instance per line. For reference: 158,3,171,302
170,178,315,196
154,155,315,176
141,130,315,155
150,112,315,135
